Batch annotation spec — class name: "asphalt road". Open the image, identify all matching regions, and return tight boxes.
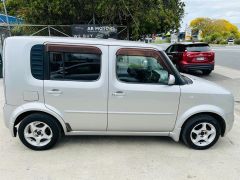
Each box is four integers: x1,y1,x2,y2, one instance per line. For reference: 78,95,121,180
0,46,240,180
213,46,240,70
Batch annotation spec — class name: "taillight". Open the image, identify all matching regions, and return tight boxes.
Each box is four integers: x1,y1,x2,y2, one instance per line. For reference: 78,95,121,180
182,51,190,62
209,51,215,61
182,50,188,62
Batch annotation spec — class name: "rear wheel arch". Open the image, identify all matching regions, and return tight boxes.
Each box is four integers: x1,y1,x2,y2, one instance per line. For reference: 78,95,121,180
180,112,226,137
13,111,65,137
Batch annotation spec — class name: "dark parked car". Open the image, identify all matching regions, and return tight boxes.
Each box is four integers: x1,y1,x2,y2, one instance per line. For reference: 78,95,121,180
165,42,215,75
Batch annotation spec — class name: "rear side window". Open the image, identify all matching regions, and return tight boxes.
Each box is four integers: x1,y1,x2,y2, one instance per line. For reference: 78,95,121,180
47,45,101,81
30,44,45,80
186,44,210,52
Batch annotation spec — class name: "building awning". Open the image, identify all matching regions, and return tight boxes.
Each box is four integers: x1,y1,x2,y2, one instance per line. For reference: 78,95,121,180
0,13,23,24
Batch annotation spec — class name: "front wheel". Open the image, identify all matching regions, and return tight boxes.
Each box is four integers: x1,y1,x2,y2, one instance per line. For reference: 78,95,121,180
181,114,221,150
18,113,62,150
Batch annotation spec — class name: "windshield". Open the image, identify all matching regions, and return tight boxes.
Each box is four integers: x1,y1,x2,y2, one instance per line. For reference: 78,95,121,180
186,44,211,52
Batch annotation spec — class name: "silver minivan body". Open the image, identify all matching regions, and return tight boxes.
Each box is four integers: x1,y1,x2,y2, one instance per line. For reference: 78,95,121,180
3,37,234,145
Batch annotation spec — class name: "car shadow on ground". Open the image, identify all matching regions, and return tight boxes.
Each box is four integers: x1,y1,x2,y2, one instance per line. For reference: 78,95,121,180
56,135,184,149
184,70,208,77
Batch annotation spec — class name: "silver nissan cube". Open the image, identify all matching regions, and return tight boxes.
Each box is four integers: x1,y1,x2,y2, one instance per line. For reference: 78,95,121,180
3,36,234,150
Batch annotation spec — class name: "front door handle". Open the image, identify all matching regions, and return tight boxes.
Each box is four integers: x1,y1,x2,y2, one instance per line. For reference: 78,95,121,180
47,89,62,95
112,91,126,97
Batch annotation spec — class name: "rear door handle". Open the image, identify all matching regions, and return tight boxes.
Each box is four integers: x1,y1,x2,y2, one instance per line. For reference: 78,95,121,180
112,91,125,97
47,89,62,95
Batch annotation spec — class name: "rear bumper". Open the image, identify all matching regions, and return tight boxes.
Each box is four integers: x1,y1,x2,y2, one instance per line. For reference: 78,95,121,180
3,104,17,137
181,64,214,71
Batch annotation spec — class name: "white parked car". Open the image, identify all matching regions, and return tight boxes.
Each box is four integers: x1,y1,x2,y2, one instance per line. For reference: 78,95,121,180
3,37,234,150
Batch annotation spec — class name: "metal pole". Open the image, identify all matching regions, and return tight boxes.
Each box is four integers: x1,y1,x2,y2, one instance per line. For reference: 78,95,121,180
2,0,11,36
127,25,129,40
92,0,95,25
48,25,51,36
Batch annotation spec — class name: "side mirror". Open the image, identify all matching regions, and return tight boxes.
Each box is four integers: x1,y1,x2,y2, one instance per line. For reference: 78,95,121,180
168,74,175,85
168,55,173,60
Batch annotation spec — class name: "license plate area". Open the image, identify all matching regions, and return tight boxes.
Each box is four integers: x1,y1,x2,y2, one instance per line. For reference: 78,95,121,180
196,57,205,61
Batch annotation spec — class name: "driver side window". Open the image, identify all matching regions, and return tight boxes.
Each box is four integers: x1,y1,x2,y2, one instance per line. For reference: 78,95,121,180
116,48,170,85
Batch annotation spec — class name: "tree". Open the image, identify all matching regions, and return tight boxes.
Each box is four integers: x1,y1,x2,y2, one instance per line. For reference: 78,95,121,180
190,17,240,43
0,0,185,39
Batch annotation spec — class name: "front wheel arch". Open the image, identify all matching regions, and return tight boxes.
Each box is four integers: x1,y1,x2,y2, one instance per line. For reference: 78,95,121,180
180,112,226,138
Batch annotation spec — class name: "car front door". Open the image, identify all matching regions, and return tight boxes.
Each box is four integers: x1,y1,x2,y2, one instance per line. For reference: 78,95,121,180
44,44,108,131
108,46,180,132
167,45,180,64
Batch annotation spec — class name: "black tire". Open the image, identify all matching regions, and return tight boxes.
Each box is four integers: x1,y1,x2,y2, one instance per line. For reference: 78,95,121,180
202,70,212,75
18,113,62,151
181,114,221,150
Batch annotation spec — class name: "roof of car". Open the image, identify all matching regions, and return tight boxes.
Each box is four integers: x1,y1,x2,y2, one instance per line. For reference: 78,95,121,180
173,42,209,45
6,36,163,50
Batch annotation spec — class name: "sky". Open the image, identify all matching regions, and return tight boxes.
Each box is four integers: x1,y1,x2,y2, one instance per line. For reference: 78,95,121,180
181,0,240,30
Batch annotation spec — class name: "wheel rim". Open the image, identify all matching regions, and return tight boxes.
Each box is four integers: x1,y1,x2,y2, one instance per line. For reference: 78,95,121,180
24,121,53,147
190,122,216,147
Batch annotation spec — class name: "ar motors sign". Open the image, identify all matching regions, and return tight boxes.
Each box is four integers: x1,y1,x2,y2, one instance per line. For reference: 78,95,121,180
72,25,118,39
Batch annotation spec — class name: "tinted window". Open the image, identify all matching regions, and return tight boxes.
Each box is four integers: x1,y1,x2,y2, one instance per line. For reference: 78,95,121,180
186,44,211,52
177,45,185,52
116,52,169,85
166,46,172,53
170,45,178,52
49,51,101,81
30,44,44,80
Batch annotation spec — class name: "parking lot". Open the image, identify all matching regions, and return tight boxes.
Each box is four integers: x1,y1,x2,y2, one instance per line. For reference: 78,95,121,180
0,46,240,180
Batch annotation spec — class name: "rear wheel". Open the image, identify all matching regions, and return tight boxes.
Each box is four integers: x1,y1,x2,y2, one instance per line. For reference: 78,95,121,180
18,113,62,150
181,114,221,150
202,70,212,75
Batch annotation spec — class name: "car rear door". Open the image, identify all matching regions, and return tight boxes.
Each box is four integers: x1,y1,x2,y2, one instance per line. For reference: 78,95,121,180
107,46,180,132
43,43,108,131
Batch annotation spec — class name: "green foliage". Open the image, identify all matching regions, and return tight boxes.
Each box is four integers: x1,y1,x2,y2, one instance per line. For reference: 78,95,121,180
153,39,168,44
190,17,240,44
0,0,185,39
166,37,171,43
203,33,227,44
235,39,240,45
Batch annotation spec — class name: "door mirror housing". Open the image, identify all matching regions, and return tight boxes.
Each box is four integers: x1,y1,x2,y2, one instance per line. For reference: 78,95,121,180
168,74,175,85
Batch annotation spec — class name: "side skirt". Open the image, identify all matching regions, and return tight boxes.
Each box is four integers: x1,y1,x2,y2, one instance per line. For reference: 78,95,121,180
65,130,181,142
66,131,169,137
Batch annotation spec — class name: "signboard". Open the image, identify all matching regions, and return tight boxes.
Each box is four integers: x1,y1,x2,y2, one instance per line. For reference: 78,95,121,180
72,25,118,39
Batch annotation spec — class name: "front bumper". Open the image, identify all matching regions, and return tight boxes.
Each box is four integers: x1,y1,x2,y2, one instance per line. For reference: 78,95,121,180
224,112,234,136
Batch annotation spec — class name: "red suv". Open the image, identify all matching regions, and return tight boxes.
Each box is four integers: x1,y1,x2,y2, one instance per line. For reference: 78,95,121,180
165,43,215,75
